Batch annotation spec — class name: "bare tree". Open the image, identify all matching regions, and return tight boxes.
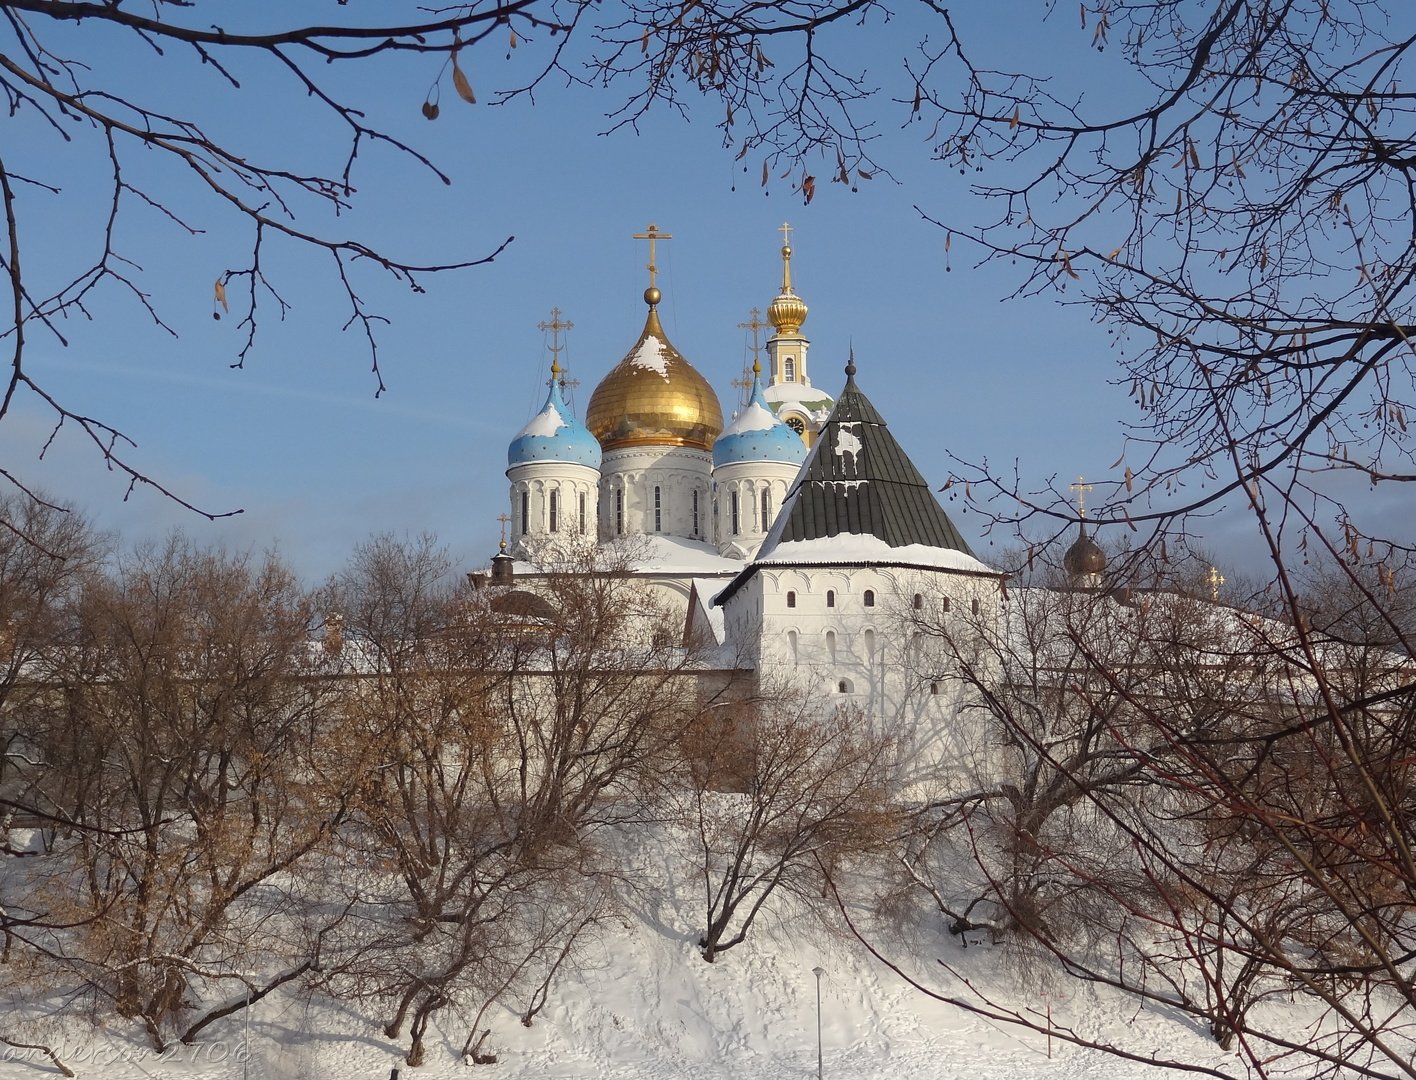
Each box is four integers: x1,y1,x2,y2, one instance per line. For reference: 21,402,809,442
683,692,901,963
1,535,342,1051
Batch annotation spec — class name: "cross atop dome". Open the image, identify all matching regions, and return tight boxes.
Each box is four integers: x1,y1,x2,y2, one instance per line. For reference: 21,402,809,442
633,223,672,305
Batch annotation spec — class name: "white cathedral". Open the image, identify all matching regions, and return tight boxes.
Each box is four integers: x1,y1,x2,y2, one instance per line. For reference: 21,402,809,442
488,225,1003,736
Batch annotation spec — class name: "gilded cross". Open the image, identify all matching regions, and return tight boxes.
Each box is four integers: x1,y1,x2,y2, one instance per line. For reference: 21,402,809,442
736,306,768,407
1207,565,1226,601
1069,475,1095,518
497,513,511,547
537,307,574,367
779,221,794,247
633,223,673,289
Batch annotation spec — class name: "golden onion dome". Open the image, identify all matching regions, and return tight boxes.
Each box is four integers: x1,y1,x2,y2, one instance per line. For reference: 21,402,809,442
586,290,724,453
767,243,809,335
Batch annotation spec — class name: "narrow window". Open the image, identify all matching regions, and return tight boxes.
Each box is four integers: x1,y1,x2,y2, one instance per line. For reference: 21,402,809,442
826,589,835,608
826,630,836,663
864,589,875,607
913,593,923,610
971,597,981,615
786,590,796,609
731,491,740,535
837,678,853,694
761,488,771,527
692,490,700,536
787,630,799,665
654,485,662,533
615,488,624,536
865,628,875,657
785,357,797,383
578,491,587,535
520,489,529,536
942,596,951,612
548,489,559,533
930,682,940,696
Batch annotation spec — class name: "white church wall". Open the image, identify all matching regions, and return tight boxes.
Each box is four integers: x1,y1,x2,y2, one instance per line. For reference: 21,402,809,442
600,445,713,543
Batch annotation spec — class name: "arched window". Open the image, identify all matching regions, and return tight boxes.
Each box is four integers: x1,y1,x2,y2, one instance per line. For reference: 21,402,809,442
826,590,836,608
692,490,700,536
785,357,797,382
864,628,875,656
548,489,559,533
731,491,740,535
520,489,530,536
863,589,875,607
826,630,837,663
913,593,923,610
930,682,940,696
786,590,796,609
971,597,981,615
653,486,662,533
615,488,624,535
578,491,587,534
941,596,951,612
761,488,771,527
787,630,798,665
837,678,853,694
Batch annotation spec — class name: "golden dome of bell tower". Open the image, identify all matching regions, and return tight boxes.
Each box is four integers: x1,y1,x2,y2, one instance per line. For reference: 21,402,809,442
762,223,832,448
585,224,724,453
767,227,808,335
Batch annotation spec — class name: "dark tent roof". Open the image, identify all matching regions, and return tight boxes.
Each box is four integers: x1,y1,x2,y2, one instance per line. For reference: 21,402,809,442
756,359,975,557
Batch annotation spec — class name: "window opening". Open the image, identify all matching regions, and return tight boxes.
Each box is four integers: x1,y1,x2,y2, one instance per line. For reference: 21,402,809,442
548,489,559,533
971,598,981,615
761,488,771,527
731,491,740,535
826,590,835,608
864,589,875,607
654,486,662,533
785,357,796,382
615,489,624,536
578,492,587,535
786,590,796,609
913,593,923,610
520,490,529,536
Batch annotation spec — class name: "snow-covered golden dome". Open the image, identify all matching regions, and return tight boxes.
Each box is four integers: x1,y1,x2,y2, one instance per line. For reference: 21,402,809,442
586,289,724,453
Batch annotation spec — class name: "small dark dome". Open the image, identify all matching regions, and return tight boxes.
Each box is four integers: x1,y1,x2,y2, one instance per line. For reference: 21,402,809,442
1063,522,1107,577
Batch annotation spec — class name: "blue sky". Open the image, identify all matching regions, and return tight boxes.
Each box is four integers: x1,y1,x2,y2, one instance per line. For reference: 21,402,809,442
2,2,1277,581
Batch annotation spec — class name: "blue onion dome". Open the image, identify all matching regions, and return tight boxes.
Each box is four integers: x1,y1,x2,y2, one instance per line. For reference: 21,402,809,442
713,366,809,468
507,368,602,469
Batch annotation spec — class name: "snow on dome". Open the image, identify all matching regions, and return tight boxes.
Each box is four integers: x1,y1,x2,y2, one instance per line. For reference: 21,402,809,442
507,379,602,469
629,334,671,378
712,374,809,468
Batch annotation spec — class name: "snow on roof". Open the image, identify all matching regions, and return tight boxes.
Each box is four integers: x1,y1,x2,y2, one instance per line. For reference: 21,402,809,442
629,535,744,575
630,334,671,378
515,402,567,439
754,534,996,575
722,399,779,436
686,577,727,644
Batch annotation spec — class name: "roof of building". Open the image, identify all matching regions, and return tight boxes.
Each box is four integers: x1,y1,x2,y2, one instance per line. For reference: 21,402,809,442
712,367,809,468
761,358,975,554
507,371,602,469
714,357,989,605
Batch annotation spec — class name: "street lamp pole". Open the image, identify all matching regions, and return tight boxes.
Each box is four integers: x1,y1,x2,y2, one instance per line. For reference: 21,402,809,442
812,966,825,1080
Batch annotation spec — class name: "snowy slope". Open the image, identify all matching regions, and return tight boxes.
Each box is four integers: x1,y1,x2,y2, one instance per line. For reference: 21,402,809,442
0,826,1355,1080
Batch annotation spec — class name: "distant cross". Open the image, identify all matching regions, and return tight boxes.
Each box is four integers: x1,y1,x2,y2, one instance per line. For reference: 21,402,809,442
497,513,511,550
736,307,769,407
1069,475,1095,519
537,307,574,367
1207,565,1226,601
633,223,673,289
779,221,794,248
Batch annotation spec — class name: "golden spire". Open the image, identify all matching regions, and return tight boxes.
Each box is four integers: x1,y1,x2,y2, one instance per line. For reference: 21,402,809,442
767,223,808,335
779,221,795,292
633,223,672,305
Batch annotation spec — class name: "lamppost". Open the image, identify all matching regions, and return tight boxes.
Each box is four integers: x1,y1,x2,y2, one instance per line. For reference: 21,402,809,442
812,965,825,1080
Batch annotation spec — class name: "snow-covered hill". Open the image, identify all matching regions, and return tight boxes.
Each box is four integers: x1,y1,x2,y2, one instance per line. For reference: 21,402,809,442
0,824,1317,1080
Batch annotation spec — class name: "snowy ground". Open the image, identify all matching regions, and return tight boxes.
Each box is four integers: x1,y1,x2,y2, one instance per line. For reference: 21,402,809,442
0,831,1340,1080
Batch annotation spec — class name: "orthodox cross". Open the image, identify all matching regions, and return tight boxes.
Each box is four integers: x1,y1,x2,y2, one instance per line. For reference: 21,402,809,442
1207,565,1226,601
537,308,573,369
633,223,672,289
779,221,794,247
735,306,769,408
497,513,511,551
1069,476,1095,518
